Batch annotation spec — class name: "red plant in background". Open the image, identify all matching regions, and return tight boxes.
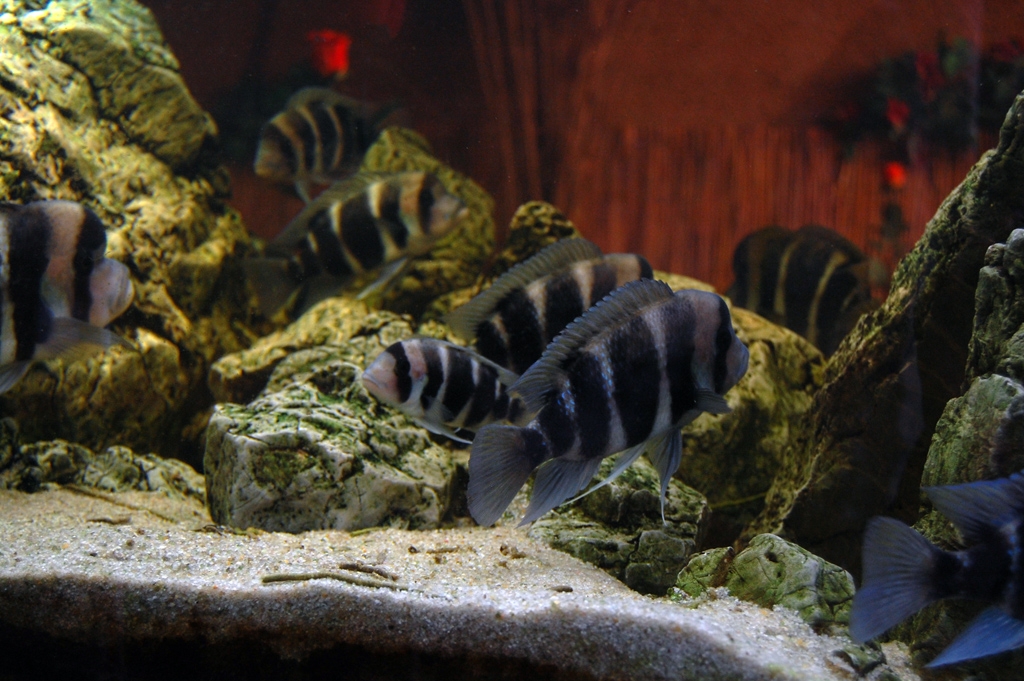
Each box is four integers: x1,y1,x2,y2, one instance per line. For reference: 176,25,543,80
885,98,910,133
990,39,1023,64
307,29,352,79
883,161,908,189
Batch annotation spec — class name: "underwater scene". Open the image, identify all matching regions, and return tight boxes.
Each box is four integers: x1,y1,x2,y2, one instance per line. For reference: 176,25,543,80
5,1,1024,679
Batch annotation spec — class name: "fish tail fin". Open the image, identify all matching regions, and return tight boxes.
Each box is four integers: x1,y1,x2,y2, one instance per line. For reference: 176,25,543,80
242,257,303,317
927,606,1024,667
468,425,546,526
849,516,944,644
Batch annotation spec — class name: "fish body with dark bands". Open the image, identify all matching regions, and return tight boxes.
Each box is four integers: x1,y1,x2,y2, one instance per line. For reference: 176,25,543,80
445,238,653,374
728,224,880,356
247,171,468,316
362,338,523,443
851,472,1024,667
467,279,749,527
0,200,134,393
254,87,400,202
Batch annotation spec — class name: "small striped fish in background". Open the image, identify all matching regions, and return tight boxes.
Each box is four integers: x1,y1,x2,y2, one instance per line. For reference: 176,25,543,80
467,278,749,527
727,224,883,356
245,171,468,316
254,87,402,202
362,338,523,443
0,200,134,393
445,238,653,374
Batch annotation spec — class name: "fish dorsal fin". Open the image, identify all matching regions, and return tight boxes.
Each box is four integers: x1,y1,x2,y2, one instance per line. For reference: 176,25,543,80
512,278,675,414
285,87,369,116
924,473,1024,543
271,172,389,252
444,238,603,339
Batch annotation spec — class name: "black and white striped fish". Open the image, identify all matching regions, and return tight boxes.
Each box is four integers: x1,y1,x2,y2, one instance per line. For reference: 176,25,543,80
254,87,400,202
445,238,653,374
467,279,749,526
248,171,468,315
0,200,134,393
851,473,1024,667
727,225,881,356
362,338,523,443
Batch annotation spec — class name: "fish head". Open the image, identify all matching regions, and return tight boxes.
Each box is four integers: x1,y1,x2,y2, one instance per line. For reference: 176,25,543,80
254,119,296,183
422,174,468,239
87,258,134,327
362,342,428,418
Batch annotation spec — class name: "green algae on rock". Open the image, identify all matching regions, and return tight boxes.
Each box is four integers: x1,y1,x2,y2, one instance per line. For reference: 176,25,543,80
0,0,259,459
676,534,855,633
527,456,708,596
0,434,205,502
205,361,458,533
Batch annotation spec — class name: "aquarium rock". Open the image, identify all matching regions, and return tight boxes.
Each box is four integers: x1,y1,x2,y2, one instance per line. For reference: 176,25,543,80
0,488,920,681
676,534,855,633
0,0,261,460
527,456,708,595
750,90,1024,572
0,435,204,501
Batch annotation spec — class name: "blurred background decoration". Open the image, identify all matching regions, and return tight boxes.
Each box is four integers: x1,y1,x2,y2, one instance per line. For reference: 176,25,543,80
146,0,1024,293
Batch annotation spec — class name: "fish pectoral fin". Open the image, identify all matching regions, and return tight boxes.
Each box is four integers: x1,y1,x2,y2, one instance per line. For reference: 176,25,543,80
644,429,683,524
356,257,409,302
696,390,731,414
413,418,472,445
40,317,132,362
926,607,1024,667
518,455,603,527
0,361,30,394
567,440,648,505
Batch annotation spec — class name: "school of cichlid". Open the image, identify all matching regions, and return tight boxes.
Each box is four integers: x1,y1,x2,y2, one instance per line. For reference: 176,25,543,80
0,200,133,393
851,472,1024,666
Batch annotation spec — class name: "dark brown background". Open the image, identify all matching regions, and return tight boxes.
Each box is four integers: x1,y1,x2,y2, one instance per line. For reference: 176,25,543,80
143,0,1024,291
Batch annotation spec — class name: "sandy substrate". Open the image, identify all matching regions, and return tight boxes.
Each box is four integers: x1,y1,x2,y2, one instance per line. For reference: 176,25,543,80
0,489,917,680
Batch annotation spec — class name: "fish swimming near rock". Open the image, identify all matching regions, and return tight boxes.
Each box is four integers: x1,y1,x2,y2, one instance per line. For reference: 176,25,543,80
445,238,653,374
247,171,468,316
0,200,134,393
254,87,402,202
850,473,1024,667
727,225,882,356
467,279,749,526
362,338,523,443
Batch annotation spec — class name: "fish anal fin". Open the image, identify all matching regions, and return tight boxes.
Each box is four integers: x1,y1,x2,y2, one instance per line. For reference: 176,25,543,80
645,429,683,524
926,607,1024,667
567,440,647,505
468,425,546,526
519,455,603,526
0,361,30,394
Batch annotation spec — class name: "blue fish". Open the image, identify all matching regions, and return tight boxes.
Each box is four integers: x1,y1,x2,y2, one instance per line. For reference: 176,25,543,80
850,472,1024,667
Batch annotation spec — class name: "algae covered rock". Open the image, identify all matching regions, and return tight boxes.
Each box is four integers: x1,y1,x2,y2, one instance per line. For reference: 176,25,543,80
676,533,855,633
0,434,205,502
0,0,258,459
527,457,709,595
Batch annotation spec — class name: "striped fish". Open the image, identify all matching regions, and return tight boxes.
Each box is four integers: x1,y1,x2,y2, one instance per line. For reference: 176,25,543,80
445,238,653,374
0,200,134,393
467,279,749,526
362,338,523,443
727,225,880,356
254,87,400,202
248,171,468,315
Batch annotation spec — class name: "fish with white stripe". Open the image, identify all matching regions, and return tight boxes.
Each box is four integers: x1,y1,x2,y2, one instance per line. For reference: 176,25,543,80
362,338,523,443
247,171,468,315
445,238,653,374
467,278,749,526
0,200,134,393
